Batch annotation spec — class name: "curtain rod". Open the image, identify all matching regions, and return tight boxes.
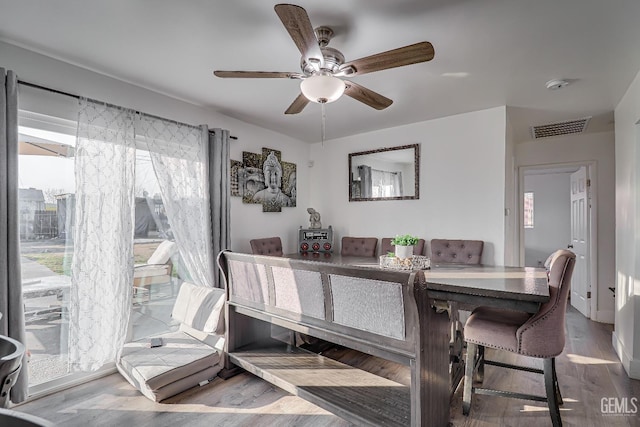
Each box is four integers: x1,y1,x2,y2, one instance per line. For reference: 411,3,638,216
17,79,238,140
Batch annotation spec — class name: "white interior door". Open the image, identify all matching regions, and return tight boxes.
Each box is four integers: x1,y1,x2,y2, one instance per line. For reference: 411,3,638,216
570,166,590,317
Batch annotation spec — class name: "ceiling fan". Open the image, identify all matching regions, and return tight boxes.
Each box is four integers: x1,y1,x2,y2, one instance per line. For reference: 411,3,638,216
214,3,435,114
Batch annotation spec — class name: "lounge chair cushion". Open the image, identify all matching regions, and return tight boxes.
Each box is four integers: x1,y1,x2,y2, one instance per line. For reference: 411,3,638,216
117,281,226,401
171,282,226,334
117,330,221,402
146,240,178,265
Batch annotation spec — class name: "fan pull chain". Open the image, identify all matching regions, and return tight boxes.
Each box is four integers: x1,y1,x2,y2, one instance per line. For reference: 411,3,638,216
321,102,326,146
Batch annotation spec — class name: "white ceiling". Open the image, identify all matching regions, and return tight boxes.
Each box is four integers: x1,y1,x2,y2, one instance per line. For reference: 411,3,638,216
1,0,638,143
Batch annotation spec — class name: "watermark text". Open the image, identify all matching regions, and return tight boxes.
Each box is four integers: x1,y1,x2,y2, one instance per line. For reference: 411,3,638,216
601,397,638,416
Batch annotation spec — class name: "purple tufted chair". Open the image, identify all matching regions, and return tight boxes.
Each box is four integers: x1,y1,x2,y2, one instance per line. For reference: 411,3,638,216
249,237,283,257
379,238,426,256
462,249,576,427
430,239,484,264
340,237,378,257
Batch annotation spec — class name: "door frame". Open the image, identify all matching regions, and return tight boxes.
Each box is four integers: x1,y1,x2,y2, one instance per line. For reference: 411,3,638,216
516,160,598,319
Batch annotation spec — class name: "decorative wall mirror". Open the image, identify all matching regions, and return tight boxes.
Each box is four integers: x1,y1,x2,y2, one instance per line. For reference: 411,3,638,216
349,143,420,202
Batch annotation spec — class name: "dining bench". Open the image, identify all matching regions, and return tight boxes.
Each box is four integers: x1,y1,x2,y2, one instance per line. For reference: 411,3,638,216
217,250,452,427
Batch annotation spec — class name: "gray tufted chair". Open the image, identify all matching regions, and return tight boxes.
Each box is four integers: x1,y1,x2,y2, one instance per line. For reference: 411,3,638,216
430,239,484,390
379,238,426,256
462,249,576,427
430,239,484,264
249,237,283,256
340,237,378,257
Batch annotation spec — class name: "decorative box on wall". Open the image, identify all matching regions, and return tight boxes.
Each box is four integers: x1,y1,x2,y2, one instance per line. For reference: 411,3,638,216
298,226,333,253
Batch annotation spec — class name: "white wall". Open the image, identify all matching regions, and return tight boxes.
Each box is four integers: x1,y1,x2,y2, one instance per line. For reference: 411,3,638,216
515,131,615,323
504,115,517,266
613,67,640,379
1,41,311,254
310,107,507,265
523,173,571,267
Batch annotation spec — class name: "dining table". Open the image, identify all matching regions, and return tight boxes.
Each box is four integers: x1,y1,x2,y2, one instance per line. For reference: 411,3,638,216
285,252,550,313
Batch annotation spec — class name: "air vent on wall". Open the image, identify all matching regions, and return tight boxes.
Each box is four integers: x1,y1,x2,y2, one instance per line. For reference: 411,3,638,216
530,117,591,139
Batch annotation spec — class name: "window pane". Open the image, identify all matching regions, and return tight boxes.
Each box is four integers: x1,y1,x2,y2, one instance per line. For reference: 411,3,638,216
129,149,182,341
19,123,76,387
524,192,534,228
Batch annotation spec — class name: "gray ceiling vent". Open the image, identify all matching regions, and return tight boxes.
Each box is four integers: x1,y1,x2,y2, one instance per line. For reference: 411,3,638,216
530,117,591,139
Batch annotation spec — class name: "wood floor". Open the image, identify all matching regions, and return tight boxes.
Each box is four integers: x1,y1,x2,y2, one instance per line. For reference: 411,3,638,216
14,307,640,426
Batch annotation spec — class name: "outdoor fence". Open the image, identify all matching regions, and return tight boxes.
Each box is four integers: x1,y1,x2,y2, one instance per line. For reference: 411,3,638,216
20,210,58,240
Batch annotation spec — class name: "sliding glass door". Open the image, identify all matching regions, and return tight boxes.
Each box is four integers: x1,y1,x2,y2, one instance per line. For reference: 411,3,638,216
18,111,182,395
19,112,76,389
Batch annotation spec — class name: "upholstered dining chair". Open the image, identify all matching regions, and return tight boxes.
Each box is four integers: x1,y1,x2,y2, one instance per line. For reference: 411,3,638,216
429,238,485,380
249,236,283,256
379,238,426,256
340,236,378,257
430,239,484,264
462,249,576,427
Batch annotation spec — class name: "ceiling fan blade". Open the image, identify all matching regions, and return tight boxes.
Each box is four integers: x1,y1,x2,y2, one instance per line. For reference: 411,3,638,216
340,42,434,77
285,93,310,114
214,71,303,79
274,4,323,66
344,81,393,110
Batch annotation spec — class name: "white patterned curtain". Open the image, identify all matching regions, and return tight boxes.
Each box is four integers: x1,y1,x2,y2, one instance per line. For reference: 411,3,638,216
136,116,215,287
69,99,136,371
372,169,403,197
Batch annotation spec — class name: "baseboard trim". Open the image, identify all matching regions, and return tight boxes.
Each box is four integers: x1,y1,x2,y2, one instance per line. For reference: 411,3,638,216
612,331,640,380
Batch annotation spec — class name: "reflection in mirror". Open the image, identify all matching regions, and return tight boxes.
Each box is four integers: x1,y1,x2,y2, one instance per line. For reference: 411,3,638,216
349,144,420,201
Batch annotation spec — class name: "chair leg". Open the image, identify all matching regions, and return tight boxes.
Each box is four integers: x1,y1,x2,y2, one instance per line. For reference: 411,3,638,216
551,357,563,405
474,344,485,384
463,342,477,415
544,358,562,427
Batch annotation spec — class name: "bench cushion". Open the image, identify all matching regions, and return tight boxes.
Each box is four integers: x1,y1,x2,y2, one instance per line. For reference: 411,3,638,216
330,274,405,340
117,330,221,401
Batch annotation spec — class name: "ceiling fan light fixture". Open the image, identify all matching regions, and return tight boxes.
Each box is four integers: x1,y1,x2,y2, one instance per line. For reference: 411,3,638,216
300,74,345,103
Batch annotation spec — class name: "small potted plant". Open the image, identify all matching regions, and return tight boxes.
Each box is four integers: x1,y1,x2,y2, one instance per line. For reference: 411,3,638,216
391,234,419,259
